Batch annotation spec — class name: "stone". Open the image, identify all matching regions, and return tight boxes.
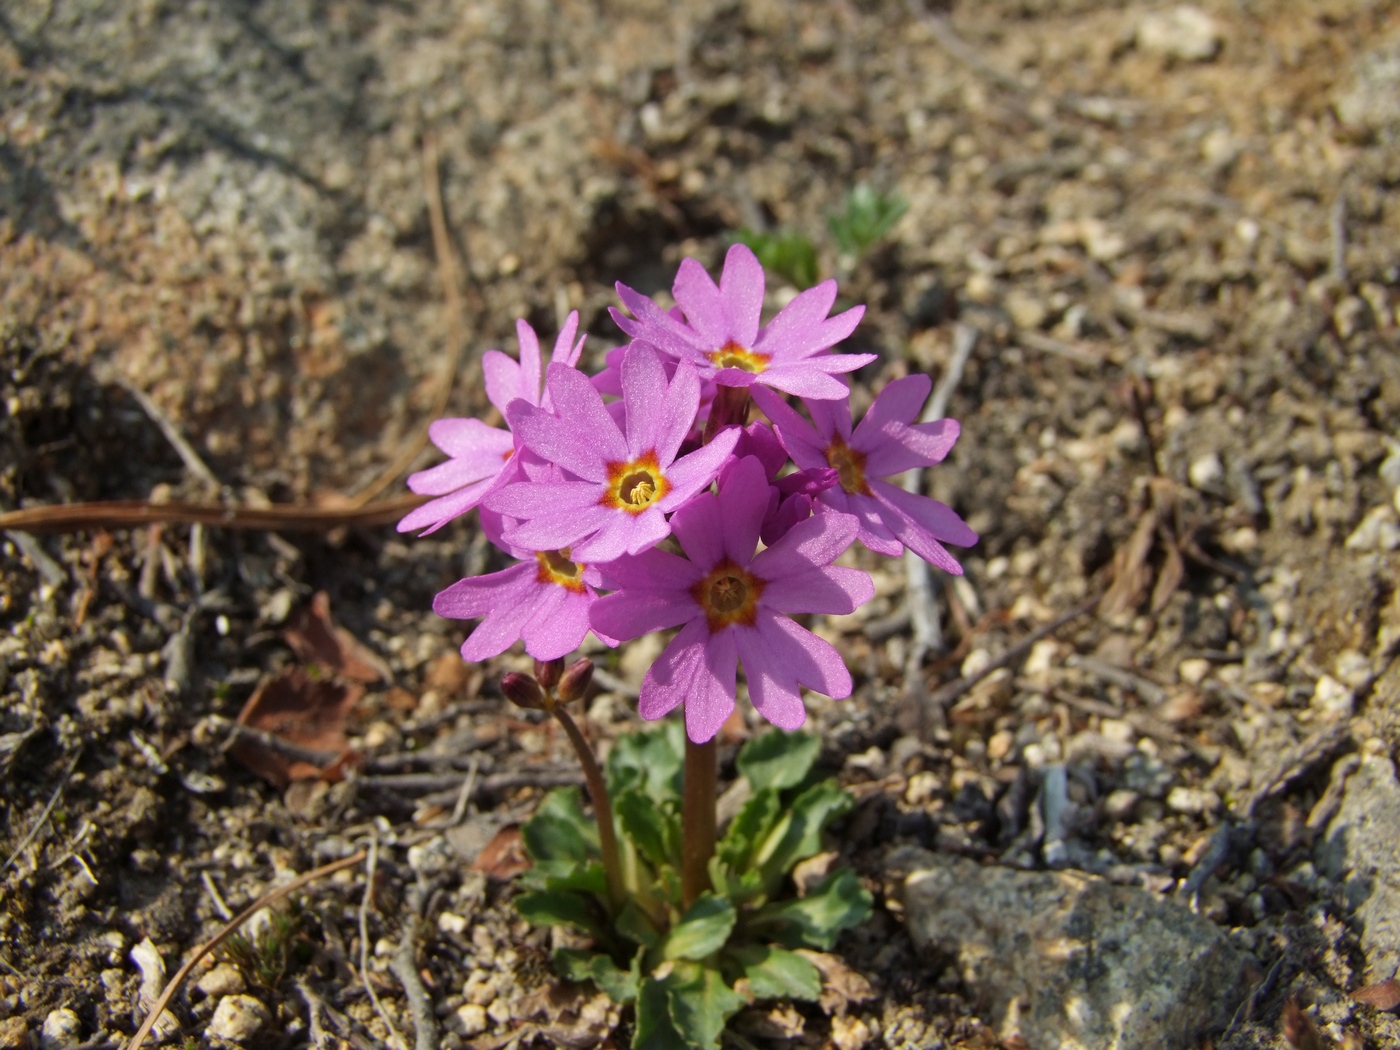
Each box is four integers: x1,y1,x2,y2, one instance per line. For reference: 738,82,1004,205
196,963,247,999
1345,506,1400,552
0,1018,27,1050
895,849,1252,1049
206,995,271,1043
455,1003,489,1037
1310,675,1355,721
1318,754,1400,983
1136,6,1222,62
39,1008,81,1049
1335,37,1400,135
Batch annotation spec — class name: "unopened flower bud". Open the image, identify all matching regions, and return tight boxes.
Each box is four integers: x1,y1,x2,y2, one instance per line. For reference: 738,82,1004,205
501,672,549,711
557,659,594,703
533,658,565,691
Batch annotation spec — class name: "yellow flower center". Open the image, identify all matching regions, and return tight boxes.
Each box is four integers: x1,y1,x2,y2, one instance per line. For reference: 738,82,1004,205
536,548,587,594
825,435,870,496
601,450,671,514
692,558,765,632
707,340,771,375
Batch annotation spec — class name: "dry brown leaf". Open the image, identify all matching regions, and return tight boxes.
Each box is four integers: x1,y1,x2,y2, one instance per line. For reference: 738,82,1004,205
796,949,875,1017
1100,508,1158,617
284,590,390,684
1155,688,1205,723
230,668,360,789
1350,977,1400,1011
1149,540,1185,612
472,824,531,881
1281,999,1325,1050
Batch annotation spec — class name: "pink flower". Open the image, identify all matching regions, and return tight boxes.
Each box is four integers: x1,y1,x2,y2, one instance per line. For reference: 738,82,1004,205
751,375,978,574
484,344,740,563
609,244,875,400
433,546,617,662
589,456,874,743
398,314,587,535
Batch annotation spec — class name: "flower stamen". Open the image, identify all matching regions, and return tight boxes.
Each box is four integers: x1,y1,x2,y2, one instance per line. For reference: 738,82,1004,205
707,340,771,375
825,435,871,496
601,450,671,514
536,548,587,594
691,558,765,632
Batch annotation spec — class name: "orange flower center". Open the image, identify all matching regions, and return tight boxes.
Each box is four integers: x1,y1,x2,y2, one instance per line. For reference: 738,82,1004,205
536,548,587,594
691,558,765,631
601,449,671,514
707,340,771,375
825,435,870,496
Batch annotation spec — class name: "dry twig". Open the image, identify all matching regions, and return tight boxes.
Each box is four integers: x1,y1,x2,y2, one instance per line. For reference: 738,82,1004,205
389,915,439,1050
359,833,409,1050
125,849,367,1050
2,750,82,876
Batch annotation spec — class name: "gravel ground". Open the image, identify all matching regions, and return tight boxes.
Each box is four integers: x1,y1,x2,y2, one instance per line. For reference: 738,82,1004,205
2,1,1399,1047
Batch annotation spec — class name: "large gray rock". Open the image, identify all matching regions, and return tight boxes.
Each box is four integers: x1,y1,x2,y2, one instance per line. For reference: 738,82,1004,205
1318,751,1400,984
895,850,1252,1050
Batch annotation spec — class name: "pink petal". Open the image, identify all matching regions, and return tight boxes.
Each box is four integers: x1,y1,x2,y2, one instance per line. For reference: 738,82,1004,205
732,421,788,479
862,418,961,477
751,506,859,579
718,243,764,348
590,587,697,641
549,311,586,369
570,507,671,563
656,358,701,466
515,319,543,405
612,287,709,360
735,611,852,729
426,417,515,462
756,366,857,401
803,392,851,443
483,351,529,416
637,619,739,745
433,561,534,619
751,387,828,470
655,426,741,511
397,477,496,534
671,258,728,349
869,479,978,573
752,280,838,354
822,492,903,555
760,564,873,616
544,363,629,462
596,546,702,593
669,486,724,571
715,455,768,565
505,401,610,484
406,455,501,497
521,587,596,661
851,374,931,444
619,344,682,461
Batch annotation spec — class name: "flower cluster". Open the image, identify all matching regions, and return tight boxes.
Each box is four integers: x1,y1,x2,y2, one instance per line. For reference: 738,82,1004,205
405,244,977,742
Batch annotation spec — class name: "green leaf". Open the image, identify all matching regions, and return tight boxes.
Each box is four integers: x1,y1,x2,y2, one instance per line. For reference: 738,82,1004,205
522,788,599,867
827,183,908,259
661,895,736,962
617,788,680,868
707,857,765,907
554,948,640,1004
731,945,821,1001
754,780,852,891
729,227,819,290
717,788,780,870
635,974,689,1050
737,731,821,792
665,962,746,1050
526,859,607,896
514,889,604,938
606,723,685,802
616,898,663,951
749,868,873,950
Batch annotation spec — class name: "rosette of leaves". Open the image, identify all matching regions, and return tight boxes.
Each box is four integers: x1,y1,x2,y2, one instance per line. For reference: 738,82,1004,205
514,725,872,1050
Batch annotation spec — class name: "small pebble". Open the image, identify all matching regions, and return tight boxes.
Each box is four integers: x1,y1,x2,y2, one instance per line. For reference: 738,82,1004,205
986,729,1015,762
438,911,469,936
1177,658,1211,686
1188,453,1224,492
196,963,246,999
456,1004,489,1036
486,997,513,1025
1310,675,1354,721
1166,786,1221,816
206,995,270,1043
1137,5,1222,62
1345,506,1400,552
39,1009,81,1050
1104,789,1140,821
0,1019,28,1050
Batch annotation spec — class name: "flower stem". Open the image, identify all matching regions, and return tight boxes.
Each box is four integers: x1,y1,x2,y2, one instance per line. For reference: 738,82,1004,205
551,706,626,909
680,735,717,908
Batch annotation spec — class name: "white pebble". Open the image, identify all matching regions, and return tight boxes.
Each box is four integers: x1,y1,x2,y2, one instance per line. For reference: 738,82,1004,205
1310,675,1354,721
1166,786,1220,816
1188,453,1224,491
196,963,246,999
40,1009,82,1050
1177,658,1211,686
456,1003,489,1036
1137,5,1221,61
206,995,270,1043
